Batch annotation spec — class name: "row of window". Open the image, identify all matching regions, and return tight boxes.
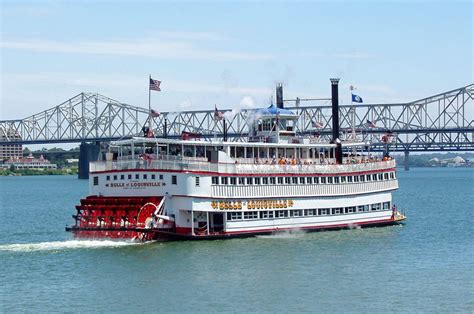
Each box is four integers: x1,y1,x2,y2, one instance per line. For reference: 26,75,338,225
213,172,395,186
99,174,178,186
226,202,391,221
106,173,163,181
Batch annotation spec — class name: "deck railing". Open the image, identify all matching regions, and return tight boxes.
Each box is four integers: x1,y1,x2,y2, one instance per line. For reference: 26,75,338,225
90,157,396,175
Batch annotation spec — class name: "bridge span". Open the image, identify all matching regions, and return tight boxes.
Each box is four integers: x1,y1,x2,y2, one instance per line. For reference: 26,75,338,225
1,83,473,177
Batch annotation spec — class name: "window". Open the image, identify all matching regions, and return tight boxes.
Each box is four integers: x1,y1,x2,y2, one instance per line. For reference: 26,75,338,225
277,177,283,184
260,211,274,219
384,173,389,180
307,177,312,184
230,177,237,185
366,174,371,182
372,174,377,181
106,175,110,181
320,177,326,184
238,177,245,185
195,177,200,186
172,175,177,185
135,174,139,180
307,209,317,216
290,210,303,217
285,177,291,184
334,176,340,184
151,174,156,180
143,174,147,180
120,174,125,180
318,208,330,215
390,172,395,179
357,205,365,212
359,175,365,182
383,202,391,210
313,177,319,184
275,210,288,218
159,174,163,180
371,203,381,211
270,177,276,185
327,177,333,184
212,177,219,185
346,206,356,214
93,176,99,186
332,208,343,215
128,174,132,179
378,173,383,181
299,177,305,184
227,212,242,221
244,211,258,219
246,177,253,185
348,176,353,183
262,177,269,185
113,175,117,181
341,176,346,183
255,177,261,185
221,177,228,185
354,176,359,183
292,177,298,184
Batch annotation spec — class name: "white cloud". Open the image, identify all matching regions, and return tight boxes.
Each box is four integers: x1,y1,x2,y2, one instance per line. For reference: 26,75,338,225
0,38,273,61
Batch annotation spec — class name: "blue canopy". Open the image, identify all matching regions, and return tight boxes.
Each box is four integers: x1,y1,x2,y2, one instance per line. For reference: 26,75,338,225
255,104,296,117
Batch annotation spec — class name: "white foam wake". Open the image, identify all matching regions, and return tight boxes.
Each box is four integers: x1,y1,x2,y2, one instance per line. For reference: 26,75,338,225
0,240,142,252
256,229,306,239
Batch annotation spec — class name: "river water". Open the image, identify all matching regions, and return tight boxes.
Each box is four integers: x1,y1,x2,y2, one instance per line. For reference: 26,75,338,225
0,168,472,313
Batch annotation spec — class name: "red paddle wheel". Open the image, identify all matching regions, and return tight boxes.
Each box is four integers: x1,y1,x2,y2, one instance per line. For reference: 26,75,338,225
67,196,166,240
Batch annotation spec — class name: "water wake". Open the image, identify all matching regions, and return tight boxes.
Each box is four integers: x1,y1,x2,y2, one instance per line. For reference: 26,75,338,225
256,229,306,239
0,240,143,252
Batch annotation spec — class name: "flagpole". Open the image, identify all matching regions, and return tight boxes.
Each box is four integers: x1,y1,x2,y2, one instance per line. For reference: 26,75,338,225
350,87,355,141
148,74,153,132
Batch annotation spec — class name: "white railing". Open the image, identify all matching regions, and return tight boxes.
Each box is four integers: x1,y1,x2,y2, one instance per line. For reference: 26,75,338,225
211,180,399,198
90,156,396,175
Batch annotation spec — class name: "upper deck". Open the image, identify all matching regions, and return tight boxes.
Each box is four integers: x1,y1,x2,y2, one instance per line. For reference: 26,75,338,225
91,137,396,175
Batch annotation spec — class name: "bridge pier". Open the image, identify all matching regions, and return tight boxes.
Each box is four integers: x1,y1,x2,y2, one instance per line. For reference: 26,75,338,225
78,142,101,179
404,150,410,171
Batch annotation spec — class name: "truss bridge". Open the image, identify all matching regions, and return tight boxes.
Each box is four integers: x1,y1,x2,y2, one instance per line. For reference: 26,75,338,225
1,83,473,177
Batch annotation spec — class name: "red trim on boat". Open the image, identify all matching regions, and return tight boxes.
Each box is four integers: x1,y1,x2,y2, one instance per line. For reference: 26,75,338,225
91,167,396,177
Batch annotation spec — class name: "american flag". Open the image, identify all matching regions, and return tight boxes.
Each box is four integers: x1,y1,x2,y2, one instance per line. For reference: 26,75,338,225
214,105,224,121
366,120,377,128
150,109,161,117
149,78,161,91
312,120,324,128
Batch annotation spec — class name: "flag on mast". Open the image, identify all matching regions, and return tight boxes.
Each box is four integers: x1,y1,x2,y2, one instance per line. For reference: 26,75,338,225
366,120,376,128
312,120,324,128
150,109,161,117
352,94,363,103
149,78,162,91
214,105,224,121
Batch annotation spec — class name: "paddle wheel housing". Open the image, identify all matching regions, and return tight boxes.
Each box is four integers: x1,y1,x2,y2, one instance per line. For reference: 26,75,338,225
69,195,172,240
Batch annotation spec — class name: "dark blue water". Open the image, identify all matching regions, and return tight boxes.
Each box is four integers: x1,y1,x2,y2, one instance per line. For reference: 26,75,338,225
1,168,473,312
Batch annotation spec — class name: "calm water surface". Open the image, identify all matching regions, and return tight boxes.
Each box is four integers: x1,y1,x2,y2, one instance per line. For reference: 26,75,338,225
0,168,473,313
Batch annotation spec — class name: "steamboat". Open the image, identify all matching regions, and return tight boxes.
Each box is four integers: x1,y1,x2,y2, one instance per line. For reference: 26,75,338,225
66,79,405,241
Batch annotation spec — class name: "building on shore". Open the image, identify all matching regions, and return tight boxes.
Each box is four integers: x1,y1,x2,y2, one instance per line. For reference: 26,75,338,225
1,153,57,170
0,130,22,160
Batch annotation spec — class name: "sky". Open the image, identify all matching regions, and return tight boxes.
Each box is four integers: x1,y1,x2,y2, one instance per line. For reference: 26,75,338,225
1,0,473,122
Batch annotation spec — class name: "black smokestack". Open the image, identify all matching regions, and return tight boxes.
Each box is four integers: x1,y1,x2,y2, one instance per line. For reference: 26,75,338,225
163,118,168,138
330,78,340,141
330,78,343,164
276,83,283,108
223,119,227,141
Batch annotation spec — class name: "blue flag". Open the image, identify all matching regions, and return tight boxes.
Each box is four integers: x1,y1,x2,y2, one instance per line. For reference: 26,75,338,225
352,94,363,103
